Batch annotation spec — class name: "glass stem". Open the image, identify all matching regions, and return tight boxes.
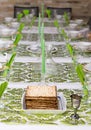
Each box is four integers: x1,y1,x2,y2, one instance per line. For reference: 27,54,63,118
74,108,77,115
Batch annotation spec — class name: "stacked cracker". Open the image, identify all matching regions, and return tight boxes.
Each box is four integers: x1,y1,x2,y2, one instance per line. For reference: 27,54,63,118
25,86,58,109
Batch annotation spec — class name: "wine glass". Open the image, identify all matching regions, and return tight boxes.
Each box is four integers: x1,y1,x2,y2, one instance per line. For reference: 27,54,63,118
70,94,82,119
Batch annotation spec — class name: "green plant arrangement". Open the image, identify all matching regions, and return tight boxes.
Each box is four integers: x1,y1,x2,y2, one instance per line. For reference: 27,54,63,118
0,23,24,98
63,12,70,26
0,82,8,98
61,29,89,99
54,20,60,30
54,20,64,41
17,13,23,22
3,52,16,78
17,23,25,33
45,9,51,19
23,9,30,16
29,16,36,28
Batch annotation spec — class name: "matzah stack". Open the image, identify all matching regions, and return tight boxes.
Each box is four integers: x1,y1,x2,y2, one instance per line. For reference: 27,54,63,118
25,86,58,110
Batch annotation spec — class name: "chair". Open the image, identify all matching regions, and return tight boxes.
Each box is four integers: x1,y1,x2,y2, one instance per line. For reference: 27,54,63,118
46,7,72,19
14,4,39,18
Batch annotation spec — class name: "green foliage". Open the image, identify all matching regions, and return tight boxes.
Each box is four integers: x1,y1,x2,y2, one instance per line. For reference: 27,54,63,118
3,53,16,77
6,52,16,68
61,29,68,40
18,23,25,33
29,16,36,28
54,20,60,29
0,82,8,98
63,12,70,25
17,13,23,21
23,9,29,16
13,33,22,46
66,43,74,57
75,64,85,86
83,85,89,99
45,9,51,19
61,29,89,98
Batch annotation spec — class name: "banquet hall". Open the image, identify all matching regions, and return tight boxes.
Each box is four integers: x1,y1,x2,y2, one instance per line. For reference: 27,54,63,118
0,0,91,130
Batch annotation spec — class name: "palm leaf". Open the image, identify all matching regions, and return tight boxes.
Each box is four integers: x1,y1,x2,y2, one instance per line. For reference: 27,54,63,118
66,43,74,57
46,9,51,19
76,64,85,85
54,20,59,29
18,23,25,33
29,16,36,28
23,9,29,16
13,33,22,46
63,12,70,25
61,29,68,40
0,82,8,98
6,52,16,68
17,13,23,21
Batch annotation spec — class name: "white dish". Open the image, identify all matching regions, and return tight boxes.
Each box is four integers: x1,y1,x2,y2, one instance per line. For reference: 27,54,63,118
22,92,66,114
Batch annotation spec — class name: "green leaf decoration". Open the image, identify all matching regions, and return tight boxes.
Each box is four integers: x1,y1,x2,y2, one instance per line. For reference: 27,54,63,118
0,81,8,98
82,85,89,100
17,13,23,21
63,12,70,25
29,16,36,28
76,64,85,85
23,9,29,16
18,23,25,33
3,53,16,77
45,9,51,19
61,29,68,40
66,43,74,57
13,33,22,46
54,20,60,29
6,52,16,68
3,69,9,78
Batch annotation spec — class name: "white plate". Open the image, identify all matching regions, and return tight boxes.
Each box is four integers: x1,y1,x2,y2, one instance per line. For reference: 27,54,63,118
22,92,66,114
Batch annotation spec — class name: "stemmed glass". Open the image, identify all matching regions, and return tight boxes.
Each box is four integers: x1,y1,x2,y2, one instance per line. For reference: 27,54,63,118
70,94,82,119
